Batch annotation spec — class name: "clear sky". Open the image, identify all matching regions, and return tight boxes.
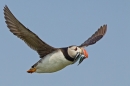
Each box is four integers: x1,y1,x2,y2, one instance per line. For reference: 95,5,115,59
0,0,130,86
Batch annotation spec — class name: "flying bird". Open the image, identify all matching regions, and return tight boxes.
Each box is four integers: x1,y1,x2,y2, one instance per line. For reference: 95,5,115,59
3,5,107,73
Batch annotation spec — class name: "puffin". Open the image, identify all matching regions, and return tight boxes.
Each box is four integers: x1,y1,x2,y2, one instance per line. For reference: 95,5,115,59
3,5,107,73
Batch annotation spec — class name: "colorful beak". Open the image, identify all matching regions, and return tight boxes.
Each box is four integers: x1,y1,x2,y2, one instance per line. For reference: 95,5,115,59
78,48,88,65
82,48,88,58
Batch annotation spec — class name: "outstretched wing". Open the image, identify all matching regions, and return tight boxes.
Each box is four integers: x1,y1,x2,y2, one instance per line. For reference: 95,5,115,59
80,25,107,47
4,5,56,58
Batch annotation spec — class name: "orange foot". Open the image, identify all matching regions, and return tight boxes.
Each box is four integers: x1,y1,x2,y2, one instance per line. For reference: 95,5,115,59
27,68,36,73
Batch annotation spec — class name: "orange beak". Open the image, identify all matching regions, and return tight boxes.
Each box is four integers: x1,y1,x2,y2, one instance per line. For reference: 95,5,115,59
82,48,88,58
77,48,88,65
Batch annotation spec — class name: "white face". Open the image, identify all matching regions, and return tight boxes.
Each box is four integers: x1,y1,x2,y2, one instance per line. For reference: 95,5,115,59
67,46,82,58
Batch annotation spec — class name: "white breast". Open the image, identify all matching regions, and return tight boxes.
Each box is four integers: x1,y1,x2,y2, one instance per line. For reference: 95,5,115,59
35,50,73,73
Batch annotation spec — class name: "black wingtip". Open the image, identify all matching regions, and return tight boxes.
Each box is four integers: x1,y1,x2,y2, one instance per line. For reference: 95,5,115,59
4,5,8,9
3,5,9,12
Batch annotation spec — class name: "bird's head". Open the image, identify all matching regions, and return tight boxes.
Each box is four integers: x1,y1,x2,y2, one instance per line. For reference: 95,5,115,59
68,45,88,64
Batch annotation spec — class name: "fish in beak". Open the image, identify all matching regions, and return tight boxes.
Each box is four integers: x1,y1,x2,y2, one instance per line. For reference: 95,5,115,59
78,48,88,65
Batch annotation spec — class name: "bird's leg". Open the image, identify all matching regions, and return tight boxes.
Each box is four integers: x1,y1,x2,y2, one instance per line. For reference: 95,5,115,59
27,68,36,73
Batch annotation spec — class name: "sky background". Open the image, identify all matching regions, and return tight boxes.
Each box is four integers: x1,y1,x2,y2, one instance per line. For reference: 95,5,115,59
0,0,130,86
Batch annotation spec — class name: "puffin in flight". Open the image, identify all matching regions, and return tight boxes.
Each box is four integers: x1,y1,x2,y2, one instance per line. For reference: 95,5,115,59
3,5,107,73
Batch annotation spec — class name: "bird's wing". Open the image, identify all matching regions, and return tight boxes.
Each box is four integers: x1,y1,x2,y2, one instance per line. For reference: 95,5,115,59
80,25,107,47
4,5,56,58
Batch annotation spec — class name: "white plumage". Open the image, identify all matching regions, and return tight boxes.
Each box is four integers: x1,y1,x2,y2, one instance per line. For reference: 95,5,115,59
35,50,73,73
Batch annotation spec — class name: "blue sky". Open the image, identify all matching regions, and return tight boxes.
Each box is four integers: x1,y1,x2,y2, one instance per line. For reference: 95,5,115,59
0,0,130,86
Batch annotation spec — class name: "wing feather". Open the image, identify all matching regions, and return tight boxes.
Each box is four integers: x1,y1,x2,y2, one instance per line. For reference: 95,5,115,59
4,5,56,58
80,25,107,47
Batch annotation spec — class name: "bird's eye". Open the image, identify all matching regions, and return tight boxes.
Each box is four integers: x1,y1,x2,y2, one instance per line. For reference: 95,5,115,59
74,47,77,51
